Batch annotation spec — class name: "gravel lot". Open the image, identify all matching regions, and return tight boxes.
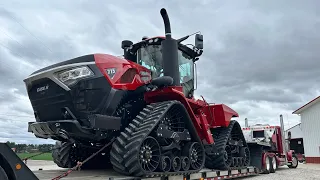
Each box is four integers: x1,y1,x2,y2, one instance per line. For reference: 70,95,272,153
240,163,320,180
27,161,320,180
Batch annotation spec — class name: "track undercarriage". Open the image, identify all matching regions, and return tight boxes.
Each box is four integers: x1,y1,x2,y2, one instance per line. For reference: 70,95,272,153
110,100,206,176
109,100,250,176
205,121,250,170
51,100,250,177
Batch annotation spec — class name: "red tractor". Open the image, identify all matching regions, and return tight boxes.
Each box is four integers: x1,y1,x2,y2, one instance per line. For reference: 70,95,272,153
25,8,249,176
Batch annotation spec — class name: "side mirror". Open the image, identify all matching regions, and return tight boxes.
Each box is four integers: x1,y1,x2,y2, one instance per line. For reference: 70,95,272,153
195,34,203,49
121,40,133,50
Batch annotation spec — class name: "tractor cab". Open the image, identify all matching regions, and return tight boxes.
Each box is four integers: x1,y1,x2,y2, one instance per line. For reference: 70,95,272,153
121,34,203,98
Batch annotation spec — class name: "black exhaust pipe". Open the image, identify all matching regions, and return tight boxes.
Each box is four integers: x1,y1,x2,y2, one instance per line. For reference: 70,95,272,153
160,8,180,86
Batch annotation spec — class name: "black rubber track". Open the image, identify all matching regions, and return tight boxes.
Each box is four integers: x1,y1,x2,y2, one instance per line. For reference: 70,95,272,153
0,166,8,180
52,141,111,169
110,100,204,177
205,120,249,170
52,141,75,168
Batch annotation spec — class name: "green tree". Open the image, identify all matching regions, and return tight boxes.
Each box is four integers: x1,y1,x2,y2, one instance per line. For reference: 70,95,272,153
6,141,16,148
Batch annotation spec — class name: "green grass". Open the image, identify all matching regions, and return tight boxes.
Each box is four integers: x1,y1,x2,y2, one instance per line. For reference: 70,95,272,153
17,153,53,161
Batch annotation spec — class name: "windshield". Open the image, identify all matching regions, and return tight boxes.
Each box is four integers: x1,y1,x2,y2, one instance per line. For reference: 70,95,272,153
137,45,194,96
137,45,163,78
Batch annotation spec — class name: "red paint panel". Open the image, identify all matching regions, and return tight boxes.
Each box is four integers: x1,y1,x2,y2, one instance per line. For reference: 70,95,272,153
276,127,285,154
203,104,239,128
94,54,151,90
144,87,215,144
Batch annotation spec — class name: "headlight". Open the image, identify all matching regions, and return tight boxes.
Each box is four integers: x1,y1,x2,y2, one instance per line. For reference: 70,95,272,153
56,66,94,86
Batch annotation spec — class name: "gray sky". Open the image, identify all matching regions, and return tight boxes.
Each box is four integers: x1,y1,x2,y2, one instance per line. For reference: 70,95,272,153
0,0,319,144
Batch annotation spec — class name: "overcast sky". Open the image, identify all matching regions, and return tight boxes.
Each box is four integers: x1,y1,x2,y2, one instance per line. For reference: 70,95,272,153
0,0,319,144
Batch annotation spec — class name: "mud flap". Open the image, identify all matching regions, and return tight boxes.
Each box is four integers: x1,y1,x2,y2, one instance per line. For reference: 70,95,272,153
247,143,263,170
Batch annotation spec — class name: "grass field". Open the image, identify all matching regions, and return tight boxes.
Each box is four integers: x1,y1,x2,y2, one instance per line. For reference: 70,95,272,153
17,153,53,161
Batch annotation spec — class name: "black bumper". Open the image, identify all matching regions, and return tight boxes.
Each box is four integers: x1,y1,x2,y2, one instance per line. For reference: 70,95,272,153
28,115,121,142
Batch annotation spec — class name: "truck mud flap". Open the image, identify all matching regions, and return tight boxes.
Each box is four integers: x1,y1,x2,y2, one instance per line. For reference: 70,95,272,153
247,143,263,170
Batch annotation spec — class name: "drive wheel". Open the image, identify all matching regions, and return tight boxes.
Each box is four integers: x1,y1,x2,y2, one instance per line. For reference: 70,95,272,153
0,166,8,180
270,156,277,173
183,142,205,170
288,154,298,168
262,155,270,174
138,136,161,173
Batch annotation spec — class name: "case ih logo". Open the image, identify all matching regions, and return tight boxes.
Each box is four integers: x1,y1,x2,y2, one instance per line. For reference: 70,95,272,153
37,85,49,92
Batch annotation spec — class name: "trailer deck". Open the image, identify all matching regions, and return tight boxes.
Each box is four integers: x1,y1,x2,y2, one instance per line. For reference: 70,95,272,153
31,167,258,180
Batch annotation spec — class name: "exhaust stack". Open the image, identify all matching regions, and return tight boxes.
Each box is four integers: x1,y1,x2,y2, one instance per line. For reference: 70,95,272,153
160,8,180,86
280,114,288,163
245,118,249,127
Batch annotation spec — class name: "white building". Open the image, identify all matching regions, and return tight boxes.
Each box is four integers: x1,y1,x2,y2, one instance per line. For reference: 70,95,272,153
285,123,303,140
293,96,320,163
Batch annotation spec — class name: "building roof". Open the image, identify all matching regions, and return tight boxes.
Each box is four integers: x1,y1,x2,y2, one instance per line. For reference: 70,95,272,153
293,96,320,114
285,123,301,132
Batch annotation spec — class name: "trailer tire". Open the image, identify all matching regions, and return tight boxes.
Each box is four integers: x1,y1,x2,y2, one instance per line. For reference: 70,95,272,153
0,166,8,180
288,154,298,168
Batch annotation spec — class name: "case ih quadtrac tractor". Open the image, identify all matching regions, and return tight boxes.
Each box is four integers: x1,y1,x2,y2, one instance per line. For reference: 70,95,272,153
25,8,250,176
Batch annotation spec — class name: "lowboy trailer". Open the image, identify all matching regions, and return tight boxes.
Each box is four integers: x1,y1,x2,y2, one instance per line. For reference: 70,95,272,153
0,114,298,180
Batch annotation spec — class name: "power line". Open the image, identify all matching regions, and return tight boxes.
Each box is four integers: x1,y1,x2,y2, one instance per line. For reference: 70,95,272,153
0,114,33,118
0,41,25,59
0,117,33,123
5,12,54,54
0,27,44,60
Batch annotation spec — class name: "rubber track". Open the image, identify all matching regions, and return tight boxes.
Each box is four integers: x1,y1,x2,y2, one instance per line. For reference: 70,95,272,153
205,120,249,170
52,141,75,168
110,100,201,177
52,141,109,169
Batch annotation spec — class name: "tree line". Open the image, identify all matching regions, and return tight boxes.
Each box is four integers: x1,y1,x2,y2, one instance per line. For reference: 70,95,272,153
6,141,54,153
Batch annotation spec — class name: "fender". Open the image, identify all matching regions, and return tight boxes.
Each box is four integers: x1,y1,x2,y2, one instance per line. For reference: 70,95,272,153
144,86,215,144
287,150,294,162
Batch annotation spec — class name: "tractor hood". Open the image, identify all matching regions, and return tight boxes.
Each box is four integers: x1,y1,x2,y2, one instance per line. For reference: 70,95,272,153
24,53,152,91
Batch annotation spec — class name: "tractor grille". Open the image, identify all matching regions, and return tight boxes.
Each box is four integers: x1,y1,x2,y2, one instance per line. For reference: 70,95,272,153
28,78,75,121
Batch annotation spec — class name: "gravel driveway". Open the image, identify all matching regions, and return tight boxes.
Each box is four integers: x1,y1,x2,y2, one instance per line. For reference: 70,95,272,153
240,163,320,180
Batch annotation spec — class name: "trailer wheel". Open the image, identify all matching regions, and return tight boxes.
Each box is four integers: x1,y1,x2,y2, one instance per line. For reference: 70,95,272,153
0,166,8,180
262,155,270,174
269,156,277,173
288,154,298,168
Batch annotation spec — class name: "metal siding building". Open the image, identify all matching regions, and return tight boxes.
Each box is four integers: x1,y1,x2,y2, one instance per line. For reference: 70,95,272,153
285,123,304,157
285,123,303,140
293,96,320,163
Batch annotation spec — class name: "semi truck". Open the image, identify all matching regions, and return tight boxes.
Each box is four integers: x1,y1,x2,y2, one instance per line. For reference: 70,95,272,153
0,114,298,180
